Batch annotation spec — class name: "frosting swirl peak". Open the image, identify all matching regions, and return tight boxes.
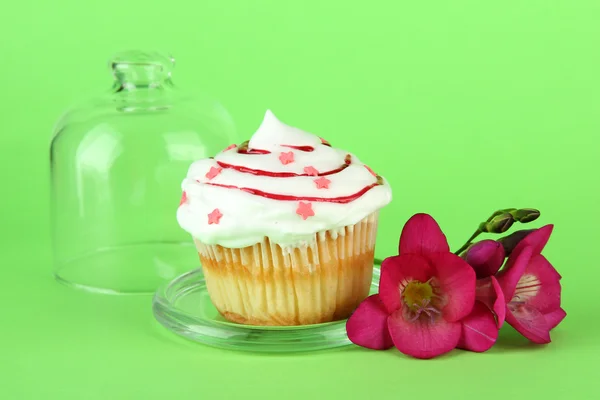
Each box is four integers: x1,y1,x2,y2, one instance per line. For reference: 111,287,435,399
177,110,392,248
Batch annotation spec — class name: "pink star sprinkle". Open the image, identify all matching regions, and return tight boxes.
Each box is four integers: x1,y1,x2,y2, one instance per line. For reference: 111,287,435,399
179,191,187,206
205,166,222,180
365,165,377,177
296,202,315,220
208,208,223,225
279,151,295,165
314,177,331,189
223,144,237,152
303,166,319,176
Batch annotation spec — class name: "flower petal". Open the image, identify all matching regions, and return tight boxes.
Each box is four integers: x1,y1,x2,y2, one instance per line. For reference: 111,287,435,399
379,254,434,314
496,245,534,302
427,252,476,322
544,308,567,330
388,309,461,359
458,301,499,352
506,304,551,344
513,254,561,313
399,213,450,256
512,224,554,258
475,276,506,328
346,294,394,350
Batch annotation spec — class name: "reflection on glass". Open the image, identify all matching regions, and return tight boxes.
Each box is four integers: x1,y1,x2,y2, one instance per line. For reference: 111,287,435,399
75,123,123,213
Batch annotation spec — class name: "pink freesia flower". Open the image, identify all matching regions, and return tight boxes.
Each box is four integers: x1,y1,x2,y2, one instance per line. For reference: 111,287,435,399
496,225,565,344
347,213,478,359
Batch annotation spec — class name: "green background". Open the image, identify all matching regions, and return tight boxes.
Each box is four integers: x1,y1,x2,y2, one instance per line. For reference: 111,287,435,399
3,0,599,398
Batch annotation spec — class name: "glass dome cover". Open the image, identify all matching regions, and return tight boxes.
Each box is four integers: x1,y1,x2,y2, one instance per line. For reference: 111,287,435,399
50,50,238,294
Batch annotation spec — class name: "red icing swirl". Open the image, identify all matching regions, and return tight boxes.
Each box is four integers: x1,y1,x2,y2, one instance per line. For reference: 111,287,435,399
205,182,380,204
216,154,352,178
210,151,381,203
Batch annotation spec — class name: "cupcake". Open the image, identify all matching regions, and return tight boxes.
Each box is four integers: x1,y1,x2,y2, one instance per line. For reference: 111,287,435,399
177,110,392,326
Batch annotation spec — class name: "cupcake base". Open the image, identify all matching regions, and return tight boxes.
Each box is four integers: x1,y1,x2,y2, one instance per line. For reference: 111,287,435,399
194,213,379,326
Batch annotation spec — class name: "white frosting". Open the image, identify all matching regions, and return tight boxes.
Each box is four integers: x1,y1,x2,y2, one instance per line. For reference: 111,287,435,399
177,110,392,248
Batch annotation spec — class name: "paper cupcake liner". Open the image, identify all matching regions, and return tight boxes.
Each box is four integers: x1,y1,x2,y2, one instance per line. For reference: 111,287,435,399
194,212,379,326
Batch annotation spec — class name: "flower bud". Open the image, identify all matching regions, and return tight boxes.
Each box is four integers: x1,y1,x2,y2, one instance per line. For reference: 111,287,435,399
463,240,506,279
497,229,535,256
511,208,540,223
479,213,515,234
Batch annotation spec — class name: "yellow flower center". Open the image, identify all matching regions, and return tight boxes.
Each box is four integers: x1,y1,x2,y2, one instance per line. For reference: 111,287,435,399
401,279,442,323
403,281,434,311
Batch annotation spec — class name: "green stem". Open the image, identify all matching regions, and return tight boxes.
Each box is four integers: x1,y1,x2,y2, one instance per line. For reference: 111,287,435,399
453,229,482,256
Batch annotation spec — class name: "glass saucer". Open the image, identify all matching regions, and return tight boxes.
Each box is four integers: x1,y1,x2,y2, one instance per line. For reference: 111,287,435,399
152,263,381,353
